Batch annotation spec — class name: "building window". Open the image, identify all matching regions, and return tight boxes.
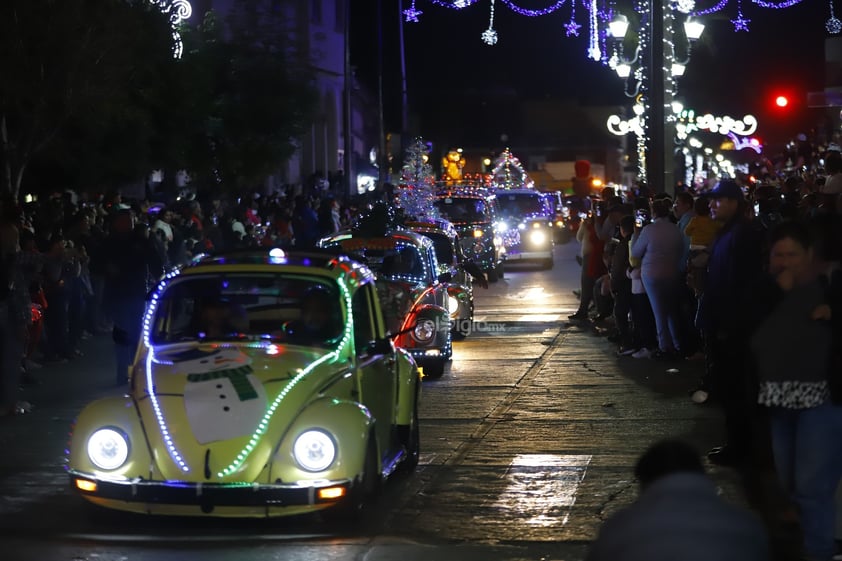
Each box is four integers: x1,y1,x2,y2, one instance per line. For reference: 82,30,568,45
311,0,322,24
335,0,345,32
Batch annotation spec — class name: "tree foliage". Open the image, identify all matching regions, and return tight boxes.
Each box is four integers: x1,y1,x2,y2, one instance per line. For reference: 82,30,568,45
1,0,318,200
0,0,175,199
177,2,317,192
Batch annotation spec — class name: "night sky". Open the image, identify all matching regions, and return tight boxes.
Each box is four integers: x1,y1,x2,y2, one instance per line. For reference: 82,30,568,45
351,0,831,150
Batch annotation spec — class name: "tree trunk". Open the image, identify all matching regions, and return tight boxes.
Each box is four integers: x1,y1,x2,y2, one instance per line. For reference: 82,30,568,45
1,114,12,199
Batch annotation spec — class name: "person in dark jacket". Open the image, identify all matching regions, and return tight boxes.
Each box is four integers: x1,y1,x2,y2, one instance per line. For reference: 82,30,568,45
696,180,765,466
100,209,164,386
586,439,770,561
611,214,635,355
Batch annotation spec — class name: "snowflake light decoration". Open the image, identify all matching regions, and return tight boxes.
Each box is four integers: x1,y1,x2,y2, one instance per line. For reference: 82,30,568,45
828,0,842,33
482,28,499,44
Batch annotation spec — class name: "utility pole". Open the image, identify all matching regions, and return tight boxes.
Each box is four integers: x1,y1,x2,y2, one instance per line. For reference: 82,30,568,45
648,0,666,194
343,0,353,198
377,0,387,187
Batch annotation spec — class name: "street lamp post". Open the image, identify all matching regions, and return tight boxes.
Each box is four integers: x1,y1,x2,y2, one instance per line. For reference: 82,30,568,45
608,1,704,195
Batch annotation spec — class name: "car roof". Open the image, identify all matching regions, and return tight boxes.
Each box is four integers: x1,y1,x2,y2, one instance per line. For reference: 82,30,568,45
179,248,376,284
434,184,495,199
405,218,458,238
323,228,435,251
495,188,543,196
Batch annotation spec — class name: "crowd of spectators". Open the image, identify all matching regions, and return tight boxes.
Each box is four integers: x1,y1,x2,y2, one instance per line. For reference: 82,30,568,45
570,156,841,560
0,185,370,418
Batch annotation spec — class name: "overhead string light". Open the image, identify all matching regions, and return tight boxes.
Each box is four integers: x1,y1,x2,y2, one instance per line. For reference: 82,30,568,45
588,0,601,60
149,0,192,58
828,0,842,33
499,0,567,15
429,0,479,8
482,0,499,44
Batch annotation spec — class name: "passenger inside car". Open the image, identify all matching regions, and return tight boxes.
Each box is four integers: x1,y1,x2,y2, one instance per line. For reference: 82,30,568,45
194,298,249,339
284,288,341,344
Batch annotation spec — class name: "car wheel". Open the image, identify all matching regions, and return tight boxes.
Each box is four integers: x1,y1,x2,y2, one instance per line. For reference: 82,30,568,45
486,268,498,283
397,385,420,473
323,434,381,526
420,358,446,379
542,257,554,270
496,262,505,279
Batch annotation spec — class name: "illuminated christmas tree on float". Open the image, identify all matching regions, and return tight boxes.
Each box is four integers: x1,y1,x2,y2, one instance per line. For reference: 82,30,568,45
491,148,533,189
396,137,438,220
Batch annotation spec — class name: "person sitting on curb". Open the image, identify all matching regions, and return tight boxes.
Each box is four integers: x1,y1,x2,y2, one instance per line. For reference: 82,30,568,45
586,439,770,561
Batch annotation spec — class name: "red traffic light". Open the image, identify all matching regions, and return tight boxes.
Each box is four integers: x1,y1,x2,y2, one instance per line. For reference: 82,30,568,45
775,95,789,108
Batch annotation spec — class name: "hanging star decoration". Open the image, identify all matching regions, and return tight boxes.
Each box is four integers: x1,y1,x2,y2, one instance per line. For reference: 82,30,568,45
732,14,750,31
565,1,580,37
403,5,422,23
827,0,842,34
731,1,751,31
731,12,750,31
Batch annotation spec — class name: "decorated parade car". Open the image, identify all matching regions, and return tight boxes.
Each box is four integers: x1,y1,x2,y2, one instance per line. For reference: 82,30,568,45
494,188,555,270
433,184,506,282
405,217,488,339
66,248,422,519
319,210,452,378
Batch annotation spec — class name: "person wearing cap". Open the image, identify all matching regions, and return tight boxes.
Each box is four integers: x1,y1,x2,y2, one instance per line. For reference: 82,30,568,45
696,179,765,467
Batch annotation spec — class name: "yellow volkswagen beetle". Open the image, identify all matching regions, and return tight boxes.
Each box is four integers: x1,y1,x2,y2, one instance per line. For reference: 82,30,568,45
66,248,421,519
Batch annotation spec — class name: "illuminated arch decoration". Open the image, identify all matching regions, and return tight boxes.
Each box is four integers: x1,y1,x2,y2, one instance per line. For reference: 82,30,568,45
149,0,193,58
674,109,758,140
607,100,648,180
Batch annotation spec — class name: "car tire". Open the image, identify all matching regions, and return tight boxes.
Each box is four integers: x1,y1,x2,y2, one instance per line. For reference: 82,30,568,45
397,385,420,473
542,257,554,270
496,262,505,279
485,268,498,283
420,358,446,379
323,434,381,526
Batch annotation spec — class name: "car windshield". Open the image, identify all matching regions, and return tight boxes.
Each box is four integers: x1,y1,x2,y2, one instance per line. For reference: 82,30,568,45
434,197,488,224
497,193,547,219
149,273,344,347
364,244,427,280
421,232,454,267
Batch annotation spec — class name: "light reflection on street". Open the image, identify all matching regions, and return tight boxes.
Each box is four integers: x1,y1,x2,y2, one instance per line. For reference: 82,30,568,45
489,454,592,527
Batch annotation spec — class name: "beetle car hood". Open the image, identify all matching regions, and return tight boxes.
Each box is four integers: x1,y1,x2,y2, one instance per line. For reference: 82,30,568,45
136,343,342,481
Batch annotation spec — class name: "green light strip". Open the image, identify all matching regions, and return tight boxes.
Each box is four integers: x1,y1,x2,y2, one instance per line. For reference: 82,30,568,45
216,275,354,478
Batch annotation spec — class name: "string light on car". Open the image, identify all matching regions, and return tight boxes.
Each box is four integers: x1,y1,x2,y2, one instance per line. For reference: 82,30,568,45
216,275,355,478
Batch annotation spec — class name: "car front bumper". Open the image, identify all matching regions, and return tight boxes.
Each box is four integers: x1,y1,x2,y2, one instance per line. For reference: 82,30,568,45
69,470,351,515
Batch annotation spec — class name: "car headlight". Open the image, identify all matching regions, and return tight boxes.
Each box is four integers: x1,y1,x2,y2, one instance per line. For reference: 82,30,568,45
293,429,336,472
87,428,129,471
412,318,437,343
447,295,460,318
529,230,547,245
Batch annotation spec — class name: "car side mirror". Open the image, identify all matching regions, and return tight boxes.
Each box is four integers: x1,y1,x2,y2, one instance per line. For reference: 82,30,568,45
367,337,393,356
438,272,453,283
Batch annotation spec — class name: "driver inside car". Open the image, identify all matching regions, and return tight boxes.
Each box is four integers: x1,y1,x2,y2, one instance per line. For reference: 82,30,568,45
195,298,248,339
284,288,340,344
